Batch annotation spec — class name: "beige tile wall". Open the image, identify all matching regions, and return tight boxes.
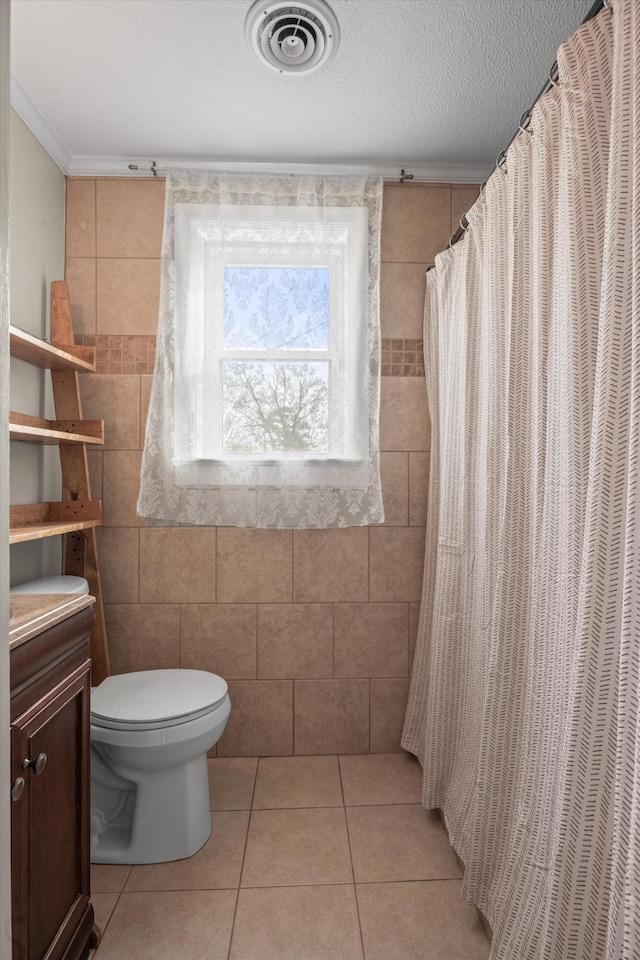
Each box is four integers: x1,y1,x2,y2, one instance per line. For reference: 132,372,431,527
66,177,479,756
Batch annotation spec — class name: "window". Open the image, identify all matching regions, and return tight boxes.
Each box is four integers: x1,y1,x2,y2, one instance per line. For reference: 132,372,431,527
172,202,370,488
138,171,384,528
221,266,331,455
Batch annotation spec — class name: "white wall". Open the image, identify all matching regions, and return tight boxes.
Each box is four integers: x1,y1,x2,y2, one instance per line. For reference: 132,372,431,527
9,108,66,585
1,2,12,951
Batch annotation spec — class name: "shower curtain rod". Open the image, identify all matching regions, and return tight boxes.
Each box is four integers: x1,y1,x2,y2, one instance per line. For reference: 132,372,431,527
447,0,606,251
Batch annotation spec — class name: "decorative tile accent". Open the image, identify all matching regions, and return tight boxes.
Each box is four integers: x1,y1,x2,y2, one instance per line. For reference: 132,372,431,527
76,335,156,374
381,338,425,377
80,336,422,377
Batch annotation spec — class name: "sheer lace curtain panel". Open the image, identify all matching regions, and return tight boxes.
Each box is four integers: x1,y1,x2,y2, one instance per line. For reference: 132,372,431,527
138,172,384,528
402,1,640,958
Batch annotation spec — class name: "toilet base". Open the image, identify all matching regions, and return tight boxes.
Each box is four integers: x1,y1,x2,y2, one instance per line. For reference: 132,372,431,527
91,749,212,864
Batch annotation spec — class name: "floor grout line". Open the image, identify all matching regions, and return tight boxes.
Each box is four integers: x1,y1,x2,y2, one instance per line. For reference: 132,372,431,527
224,759,259,960
90,863,133,953
338,756,367,960
344,810,367,960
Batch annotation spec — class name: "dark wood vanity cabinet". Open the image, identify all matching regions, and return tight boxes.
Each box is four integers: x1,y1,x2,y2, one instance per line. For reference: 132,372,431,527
10,605,95,960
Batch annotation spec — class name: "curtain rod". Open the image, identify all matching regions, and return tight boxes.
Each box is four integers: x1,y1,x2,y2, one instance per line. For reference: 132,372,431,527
130,162,416,181
120,160,484,183
446,0,607,252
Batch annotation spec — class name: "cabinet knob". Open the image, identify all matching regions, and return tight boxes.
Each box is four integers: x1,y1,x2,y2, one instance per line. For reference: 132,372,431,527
11,777,25,801
23,753,47,775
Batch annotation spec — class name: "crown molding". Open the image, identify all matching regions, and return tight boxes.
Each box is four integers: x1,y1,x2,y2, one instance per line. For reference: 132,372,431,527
4,89,490,184
66,155,489,183
10,74,71,174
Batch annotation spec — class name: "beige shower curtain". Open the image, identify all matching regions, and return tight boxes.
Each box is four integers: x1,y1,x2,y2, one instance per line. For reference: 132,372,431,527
402,1,639,957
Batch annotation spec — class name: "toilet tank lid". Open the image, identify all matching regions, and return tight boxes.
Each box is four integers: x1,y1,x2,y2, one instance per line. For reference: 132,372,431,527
91,669,228,725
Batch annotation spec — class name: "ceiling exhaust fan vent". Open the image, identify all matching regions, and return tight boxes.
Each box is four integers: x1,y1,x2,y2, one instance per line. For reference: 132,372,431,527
245,0,340,77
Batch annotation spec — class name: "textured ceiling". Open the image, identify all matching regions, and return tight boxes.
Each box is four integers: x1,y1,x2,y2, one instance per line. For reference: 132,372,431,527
10,0,593,177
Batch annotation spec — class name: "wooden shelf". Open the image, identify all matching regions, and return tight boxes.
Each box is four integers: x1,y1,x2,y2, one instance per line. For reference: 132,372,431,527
10,325,95,372
10,411,104,446
10,502,102,544
8,281,111,683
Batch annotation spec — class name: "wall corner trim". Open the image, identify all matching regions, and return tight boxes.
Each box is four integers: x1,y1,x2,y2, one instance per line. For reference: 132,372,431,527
10,73,71,174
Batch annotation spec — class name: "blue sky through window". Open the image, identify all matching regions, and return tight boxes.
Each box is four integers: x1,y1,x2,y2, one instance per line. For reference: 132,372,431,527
223,267,329,350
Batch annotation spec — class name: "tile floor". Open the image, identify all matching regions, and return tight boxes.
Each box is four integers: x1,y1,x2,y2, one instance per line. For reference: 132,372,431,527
90,753,490,960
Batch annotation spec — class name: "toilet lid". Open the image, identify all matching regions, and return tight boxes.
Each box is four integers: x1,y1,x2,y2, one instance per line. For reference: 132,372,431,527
91,670,228,728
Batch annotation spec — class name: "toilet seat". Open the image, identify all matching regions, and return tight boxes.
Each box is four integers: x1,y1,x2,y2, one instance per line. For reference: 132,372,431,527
91,669,228,732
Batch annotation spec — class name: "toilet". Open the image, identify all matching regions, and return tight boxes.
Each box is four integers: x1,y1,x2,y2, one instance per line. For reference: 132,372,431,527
10,576,231,865
90,667,230,864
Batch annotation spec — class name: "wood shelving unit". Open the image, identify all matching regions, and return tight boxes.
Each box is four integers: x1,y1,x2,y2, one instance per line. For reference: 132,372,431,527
9,281,110,683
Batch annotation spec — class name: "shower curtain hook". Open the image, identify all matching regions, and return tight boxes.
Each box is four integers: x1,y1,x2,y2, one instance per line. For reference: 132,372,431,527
548,61,560,87
480,182,487,202
518,109,533,135
496,150,508,174
459,217,469,232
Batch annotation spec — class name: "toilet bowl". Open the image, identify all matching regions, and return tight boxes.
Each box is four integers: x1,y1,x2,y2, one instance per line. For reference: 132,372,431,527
10,575,231,865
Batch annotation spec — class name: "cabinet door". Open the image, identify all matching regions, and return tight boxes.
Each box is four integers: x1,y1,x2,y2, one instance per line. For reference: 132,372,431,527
11,660,91,960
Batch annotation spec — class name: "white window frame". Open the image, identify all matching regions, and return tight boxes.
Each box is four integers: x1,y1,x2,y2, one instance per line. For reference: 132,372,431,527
172,203,370,487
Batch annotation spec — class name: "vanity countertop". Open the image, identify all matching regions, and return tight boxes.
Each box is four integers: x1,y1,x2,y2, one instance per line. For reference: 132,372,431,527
9,593,96,650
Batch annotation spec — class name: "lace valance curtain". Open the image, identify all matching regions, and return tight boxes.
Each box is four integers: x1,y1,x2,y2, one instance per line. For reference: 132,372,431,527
137,171,384,528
